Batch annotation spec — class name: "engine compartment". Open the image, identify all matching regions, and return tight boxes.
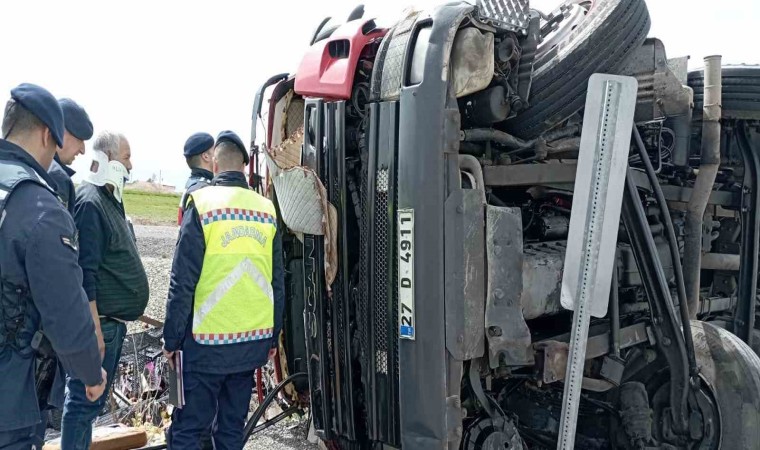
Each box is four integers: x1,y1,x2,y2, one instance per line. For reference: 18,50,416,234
257,1,760,449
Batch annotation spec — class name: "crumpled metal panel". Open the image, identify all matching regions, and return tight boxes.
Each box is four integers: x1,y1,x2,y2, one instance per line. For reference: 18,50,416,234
269,126,303,170
476,0,530,33
266,155,338,287
451,28,495,98
267,156,326,236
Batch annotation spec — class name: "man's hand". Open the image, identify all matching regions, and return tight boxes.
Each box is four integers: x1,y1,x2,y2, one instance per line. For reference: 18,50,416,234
163,347,176,370
268,347,277,360
85,368,108,402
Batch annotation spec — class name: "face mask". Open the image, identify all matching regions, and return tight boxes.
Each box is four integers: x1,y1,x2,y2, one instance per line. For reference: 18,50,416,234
106,160,129,203
85,150,110,186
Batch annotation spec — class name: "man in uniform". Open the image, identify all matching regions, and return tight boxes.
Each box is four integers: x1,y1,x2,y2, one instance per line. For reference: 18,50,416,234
178,132,215,225
0,83,106,449
48,98,93,215
163,130,285,450
38,98,94,437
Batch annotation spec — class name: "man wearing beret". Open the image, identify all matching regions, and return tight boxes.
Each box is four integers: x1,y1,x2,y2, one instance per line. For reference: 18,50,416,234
178,132,215,225
0,83,106,449
48,98,93,215
163,131,285,449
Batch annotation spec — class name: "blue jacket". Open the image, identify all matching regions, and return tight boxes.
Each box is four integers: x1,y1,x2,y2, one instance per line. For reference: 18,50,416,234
45,155,80,409
0,140,102,432
163,171,285,374
48,154,76,216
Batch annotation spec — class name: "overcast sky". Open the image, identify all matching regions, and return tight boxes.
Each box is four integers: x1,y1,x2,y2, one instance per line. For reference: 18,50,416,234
1,0,757,190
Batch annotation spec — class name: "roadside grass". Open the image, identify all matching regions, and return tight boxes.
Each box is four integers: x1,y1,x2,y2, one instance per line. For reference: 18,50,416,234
124,189,179,226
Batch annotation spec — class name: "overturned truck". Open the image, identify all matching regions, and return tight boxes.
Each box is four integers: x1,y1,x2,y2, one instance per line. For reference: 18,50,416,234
250,0,760,448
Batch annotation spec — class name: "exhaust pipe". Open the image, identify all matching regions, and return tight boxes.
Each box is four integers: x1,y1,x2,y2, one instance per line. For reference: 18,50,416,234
684,55,722,319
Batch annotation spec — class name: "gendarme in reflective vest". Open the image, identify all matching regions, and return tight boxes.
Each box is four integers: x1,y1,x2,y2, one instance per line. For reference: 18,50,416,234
190,185,277,345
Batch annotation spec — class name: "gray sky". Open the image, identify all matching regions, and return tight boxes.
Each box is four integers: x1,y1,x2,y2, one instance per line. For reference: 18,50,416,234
1,0,757,190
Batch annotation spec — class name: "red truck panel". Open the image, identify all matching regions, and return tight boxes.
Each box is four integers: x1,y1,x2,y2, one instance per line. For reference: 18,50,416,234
295,19,386,100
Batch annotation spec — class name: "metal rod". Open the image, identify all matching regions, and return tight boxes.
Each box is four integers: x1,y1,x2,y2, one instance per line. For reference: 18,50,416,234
610,262,621,358
684,55,722,319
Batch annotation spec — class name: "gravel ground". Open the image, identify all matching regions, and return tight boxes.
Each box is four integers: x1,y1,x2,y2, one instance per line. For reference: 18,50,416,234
130,225,177,334
133,225,317,450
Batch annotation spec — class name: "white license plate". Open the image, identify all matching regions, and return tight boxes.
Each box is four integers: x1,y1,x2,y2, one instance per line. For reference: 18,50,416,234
397,209,415,340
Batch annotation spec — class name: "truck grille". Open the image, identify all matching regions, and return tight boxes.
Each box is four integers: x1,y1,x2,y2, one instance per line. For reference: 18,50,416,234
359,102,401,445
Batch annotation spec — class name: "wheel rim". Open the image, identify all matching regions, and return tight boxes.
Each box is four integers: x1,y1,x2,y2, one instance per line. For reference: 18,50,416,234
648,375,721,449
535,0,593,70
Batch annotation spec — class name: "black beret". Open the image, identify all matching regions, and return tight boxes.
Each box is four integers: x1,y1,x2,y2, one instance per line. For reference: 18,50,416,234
215,130,249,165
10,83,64,148
59,98,94,141
183,132,214,157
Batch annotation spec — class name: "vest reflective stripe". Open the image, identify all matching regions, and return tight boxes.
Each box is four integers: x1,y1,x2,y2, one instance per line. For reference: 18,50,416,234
190,186,277,345
192,258,273,330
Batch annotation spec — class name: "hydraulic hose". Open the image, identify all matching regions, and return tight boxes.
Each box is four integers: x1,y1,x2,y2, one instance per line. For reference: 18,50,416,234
243,372,308,442
460,128,531,150
633,126,698,379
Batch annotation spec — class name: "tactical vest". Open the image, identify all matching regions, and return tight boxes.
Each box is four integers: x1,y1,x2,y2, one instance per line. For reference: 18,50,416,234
178,175,211,224
190,186,277,345
0,158,56,354
180,175,211,210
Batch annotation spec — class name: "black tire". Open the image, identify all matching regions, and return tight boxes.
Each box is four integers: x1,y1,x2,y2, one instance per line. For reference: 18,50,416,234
688,65,760,119
690,321,760,449
505,0,651,139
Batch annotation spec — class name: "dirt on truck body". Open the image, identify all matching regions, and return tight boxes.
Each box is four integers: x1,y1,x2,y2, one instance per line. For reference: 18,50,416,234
249,1,760,449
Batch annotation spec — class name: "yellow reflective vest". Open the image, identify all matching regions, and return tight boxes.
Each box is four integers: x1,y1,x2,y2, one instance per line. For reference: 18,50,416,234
190,185,277,345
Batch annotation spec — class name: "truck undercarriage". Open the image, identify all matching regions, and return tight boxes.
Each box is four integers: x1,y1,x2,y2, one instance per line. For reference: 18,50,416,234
250,1,760,448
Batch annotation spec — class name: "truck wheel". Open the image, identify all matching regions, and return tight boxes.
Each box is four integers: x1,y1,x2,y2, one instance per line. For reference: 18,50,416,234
690,321,760,448
505,0,650,139
688,65,760,119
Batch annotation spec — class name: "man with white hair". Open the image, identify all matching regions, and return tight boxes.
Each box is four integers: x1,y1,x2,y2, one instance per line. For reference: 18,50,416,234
61,131,149,449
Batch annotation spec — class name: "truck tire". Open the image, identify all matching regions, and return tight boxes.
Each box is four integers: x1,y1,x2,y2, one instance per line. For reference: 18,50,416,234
688,65,760,119
505,0,650,139
690,321,760,448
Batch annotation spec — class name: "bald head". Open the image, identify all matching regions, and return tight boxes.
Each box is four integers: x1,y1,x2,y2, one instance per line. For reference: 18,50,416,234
213,142,245,174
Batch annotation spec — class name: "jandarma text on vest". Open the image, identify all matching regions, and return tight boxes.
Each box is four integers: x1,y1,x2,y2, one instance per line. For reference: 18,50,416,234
220,225,268,247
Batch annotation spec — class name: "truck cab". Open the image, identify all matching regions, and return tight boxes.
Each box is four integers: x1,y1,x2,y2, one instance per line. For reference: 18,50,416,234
251,1,760,448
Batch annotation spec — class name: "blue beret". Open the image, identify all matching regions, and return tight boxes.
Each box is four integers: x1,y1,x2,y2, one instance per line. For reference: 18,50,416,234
215,130,249,165
184,132,214,157
10,83,64,148
59,98,93,141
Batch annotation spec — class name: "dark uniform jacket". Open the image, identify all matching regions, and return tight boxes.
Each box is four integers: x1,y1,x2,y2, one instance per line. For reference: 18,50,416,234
48,154,76,216
163,171,285,374
178,167,213,225
45,156,79,408
0,140,101,432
